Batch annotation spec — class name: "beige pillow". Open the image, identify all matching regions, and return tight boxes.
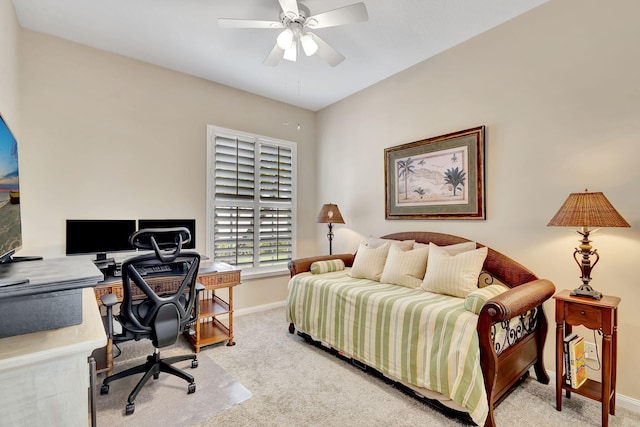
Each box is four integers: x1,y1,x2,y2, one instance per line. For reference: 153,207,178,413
414,241,476,254
380,245,430,288
367,237,415,251
421,243,488,298
350,242,390,281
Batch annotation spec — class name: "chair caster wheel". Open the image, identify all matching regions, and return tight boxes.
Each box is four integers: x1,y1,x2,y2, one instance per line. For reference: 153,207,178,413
153,372,160,380
188,383,196,394
100,384,109,395
125,403,135,415
191,360,199,369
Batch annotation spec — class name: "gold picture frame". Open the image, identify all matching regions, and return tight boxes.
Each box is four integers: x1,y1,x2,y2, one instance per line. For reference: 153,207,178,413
385,126,485,220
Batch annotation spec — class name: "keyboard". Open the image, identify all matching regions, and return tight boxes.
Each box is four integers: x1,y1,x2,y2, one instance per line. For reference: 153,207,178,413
137,264,175,276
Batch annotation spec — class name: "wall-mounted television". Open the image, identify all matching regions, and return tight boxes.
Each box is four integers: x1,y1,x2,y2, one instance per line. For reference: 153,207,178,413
137,219,196,249
0,113,23,264
66,219,137,261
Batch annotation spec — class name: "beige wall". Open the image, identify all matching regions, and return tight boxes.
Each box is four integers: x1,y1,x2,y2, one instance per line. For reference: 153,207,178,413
0,0,19,129
17,30,317,311
317,0,640,401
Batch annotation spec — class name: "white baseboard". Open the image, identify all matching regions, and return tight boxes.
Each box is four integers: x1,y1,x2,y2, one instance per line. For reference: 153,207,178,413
547,371,640,414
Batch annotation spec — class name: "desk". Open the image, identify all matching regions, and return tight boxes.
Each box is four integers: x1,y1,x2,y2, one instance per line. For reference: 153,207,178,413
554,290,620,427
94,262,241,372
0,288,107,427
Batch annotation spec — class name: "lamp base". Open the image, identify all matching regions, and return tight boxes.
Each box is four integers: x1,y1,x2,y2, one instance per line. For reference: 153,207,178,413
570,284,602,300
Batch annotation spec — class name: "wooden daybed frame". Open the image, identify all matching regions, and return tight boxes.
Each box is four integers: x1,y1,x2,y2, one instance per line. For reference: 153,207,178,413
287,231,555,427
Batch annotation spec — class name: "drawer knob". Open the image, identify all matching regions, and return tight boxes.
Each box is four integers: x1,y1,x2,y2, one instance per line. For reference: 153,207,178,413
580,310,586,315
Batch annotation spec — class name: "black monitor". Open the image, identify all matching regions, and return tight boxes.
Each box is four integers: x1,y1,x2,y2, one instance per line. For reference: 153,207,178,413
66,219,137,261
137,219,196,249
0,113,23,264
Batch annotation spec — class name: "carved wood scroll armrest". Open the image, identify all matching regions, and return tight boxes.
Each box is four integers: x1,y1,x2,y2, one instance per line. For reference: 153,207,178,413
476,278,555,413
479,279,555,322
287,253,355,277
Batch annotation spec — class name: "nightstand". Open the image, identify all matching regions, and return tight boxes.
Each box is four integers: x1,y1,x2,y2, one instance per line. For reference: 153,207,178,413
554,289,620,427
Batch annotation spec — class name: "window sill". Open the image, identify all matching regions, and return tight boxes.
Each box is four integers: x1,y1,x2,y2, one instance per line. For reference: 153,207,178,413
240,267,290,281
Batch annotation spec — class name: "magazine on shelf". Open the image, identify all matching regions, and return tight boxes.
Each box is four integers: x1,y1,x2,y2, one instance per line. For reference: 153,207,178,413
569,335,587,389
563,333,577,386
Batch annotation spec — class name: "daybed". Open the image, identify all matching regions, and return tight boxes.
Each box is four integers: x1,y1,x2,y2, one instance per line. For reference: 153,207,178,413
287,232,555,427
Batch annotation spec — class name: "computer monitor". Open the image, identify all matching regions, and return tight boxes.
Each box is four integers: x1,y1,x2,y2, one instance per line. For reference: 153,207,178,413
0,113,23,264
66,219,137,261
137,219,196,249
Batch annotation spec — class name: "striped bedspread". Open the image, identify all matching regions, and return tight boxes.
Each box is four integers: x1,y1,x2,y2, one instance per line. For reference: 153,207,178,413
287,269,489,426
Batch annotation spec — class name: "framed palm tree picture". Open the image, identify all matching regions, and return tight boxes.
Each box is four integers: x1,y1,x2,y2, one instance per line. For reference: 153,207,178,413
384,126,485,220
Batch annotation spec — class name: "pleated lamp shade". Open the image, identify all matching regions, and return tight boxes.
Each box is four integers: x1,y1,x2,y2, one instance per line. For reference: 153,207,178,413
547,190,630,228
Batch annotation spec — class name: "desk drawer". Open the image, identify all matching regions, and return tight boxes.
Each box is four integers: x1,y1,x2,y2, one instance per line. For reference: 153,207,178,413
565,302,601,329
198,271,241,289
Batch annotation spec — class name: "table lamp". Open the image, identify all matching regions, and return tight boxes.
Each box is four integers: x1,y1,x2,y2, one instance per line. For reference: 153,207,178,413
317,203,345,255
547,189,630,300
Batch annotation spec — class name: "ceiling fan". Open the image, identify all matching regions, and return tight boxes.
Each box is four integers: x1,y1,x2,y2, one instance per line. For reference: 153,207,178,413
218,0,368,67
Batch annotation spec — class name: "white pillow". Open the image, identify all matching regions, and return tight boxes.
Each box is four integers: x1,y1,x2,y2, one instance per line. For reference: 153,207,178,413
414,241,476,254
367,237,415,251
380,245,430,288
421,243,488,298
350,242,391,281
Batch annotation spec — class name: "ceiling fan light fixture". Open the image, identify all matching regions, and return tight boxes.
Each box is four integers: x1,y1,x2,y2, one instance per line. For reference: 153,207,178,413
276,28,294,49
300,33,318,56
283,42,297,62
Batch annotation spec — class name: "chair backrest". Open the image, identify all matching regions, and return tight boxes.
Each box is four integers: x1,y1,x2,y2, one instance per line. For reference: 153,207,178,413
118,227,201,348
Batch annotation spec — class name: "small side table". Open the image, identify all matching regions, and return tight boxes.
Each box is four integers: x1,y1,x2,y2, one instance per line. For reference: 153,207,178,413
554,289,620,427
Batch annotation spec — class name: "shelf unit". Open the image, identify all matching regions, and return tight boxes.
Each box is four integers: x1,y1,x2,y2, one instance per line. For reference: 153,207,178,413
186,266,241,351
554,290,620,427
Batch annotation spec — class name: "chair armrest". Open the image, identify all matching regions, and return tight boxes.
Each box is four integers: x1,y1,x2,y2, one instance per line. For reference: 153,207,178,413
100,293,118,339
101,293,118,307
479,279,555,322
287,253,355,277
191,282,206,322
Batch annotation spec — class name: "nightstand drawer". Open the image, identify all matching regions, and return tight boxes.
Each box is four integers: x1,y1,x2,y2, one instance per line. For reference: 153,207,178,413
565,302,601,329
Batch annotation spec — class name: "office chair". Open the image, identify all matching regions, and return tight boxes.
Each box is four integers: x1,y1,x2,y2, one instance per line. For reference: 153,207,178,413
99,227,203,415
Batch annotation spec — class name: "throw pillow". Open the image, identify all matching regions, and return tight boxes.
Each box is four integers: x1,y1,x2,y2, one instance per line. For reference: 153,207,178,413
350,242,390,281
421,243,488,298
464,284,508,314
367,237,415,251
310,259,346,274
380,245,429,288
414,241,477,254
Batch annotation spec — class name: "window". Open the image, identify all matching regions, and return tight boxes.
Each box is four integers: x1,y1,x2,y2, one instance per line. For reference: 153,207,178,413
207,126,296,277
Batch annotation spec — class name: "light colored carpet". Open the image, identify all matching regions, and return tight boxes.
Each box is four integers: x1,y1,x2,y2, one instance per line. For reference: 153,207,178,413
99,307,640,426
196,307,640,427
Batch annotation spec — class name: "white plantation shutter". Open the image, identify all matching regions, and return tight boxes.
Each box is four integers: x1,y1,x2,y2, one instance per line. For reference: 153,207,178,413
208,126,296,274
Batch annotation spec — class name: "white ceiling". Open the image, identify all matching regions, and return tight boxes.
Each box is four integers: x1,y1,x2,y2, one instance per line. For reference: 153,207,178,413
12,0,548,111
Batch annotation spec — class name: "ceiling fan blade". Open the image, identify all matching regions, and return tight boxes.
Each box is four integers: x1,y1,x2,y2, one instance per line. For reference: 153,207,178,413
263,44,285,66
309,33,345,67
278,0,299,20
218,18,283,29
305,2,368,29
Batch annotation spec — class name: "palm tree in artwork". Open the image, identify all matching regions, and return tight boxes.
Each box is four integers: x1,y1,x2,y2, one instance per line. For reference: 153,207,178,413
397,157,415,199
444,167,466,196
